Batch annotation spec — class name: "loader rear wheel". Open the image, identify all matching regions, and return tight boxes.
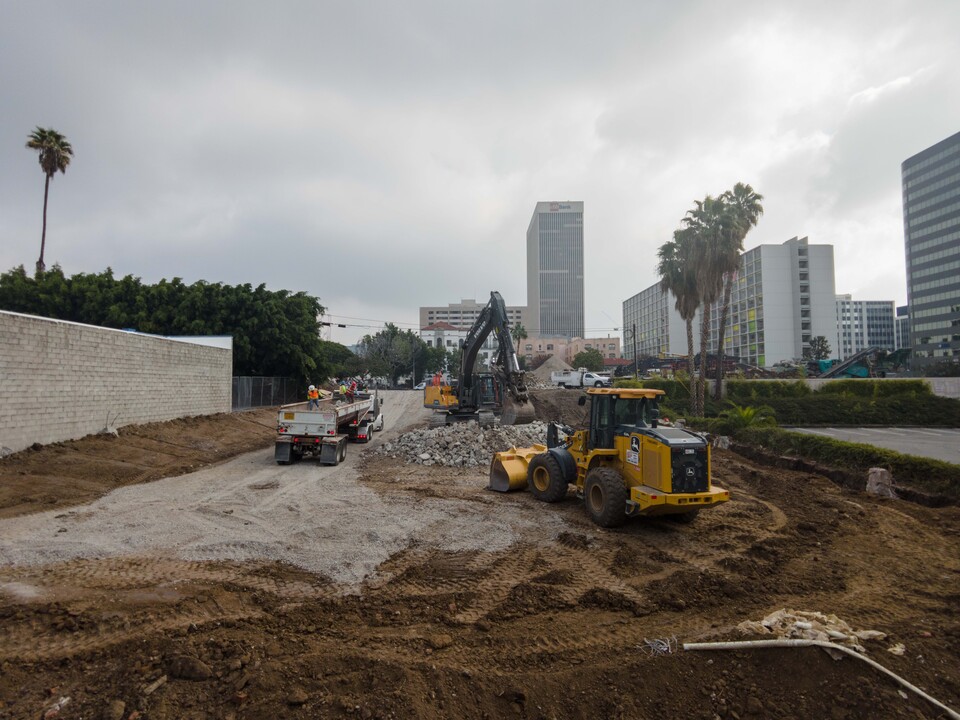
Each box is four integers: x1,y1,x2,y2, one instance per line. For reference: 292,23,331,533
527,453,567,503
584,467,627,528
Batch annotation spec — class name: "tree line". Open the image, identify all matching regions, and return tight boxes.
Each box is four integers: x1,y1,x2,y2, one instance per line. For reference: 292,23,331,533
0,265,346,382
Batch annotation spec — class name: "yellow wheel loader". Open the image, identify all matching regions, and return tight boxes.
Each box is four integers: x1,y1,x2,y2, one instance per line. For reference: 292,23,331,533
489,388,729,527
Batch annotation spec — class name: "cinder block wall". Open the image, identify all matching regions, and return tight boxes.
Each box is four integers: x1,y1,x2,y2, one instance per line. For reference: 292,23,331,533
0,311,232,453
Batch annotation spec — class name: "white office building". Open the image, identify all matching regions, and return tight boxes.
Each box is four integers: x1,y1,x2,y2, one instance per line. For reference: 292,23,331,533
835,296,897,360
623,237,838,368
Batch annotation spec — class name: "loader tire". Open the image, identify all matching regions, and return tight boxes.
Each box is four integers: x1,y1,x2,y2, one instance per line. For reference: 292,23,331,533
527,453,567,503
584,466,627,528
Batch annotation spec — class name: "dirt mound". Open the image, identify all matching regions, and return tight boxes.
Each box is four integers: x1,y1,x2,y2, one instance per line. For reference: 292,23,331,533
0,408,276,519
528,387,590,426
529,353,572,382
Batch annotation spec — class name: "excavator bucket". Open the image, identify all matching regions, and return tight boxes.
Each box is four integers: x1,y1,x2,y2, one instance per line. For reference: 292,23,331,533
500,396,536,425
488,444,545,492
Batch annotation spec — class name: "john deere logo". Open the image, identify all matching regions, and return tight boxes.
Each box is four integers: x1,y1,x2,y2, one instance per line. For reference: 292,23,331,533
630,436,640,453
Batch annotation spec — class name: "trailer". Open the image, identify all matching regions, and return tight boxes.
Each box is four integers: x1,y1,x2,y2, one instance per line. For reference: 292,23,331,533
274,391,382,465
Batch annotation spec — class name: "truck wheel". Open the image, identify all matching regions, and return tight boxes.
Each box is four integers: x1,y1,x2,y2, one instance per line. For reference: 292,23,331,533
670,509,700,524
594,381,603,388
561,383,569,390
338,441,347,463
527,453,567,503
584,467,627,528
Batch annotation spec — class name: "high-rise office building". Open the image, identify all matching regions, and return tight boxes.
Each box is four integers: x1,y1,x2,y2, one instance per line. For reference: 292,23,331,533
527,201,584,338
902,130,960,370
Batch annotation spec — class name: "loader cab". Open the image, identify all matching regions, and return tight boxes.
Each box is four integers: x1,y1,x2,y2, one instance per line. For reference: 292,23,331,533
581,389,664,451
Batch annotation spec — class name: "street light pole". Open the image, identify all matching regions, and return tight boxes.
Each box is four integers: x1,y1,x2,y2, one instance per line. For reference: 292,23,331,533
633,322,638,380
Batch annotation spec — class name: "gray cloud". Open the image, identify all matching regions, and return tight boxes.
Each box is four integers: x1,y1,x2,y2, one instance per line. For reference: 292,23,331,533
2,0,957,344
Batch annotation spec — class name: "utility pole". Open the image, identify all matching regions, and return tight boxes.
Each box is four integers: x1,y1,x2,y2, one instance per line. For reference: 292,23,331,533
633,322,638,380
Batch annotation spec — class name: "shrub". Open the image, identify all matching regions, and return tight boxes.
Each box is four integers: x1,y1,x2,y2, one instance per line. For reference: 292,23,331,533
816,379,932,399
726,380,811,401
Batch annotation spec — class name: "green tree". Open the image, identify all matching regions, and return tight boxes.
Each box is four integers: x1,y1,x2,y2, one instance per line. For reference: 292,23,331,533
808,336,832,360
713,183,763,400
658,230,700,406
356,324,427,385
572,347,604,371
26,127,74,275
510,322,528,346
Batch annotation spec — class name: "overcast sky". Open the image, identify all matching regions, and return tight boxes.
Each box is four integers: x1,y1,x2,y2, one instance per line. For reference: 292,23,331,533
2,1,958,346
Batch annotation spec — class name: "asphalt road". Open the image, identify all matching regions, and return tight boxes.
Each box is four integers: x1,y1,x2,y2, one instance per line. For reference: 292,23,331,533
787,427,960,465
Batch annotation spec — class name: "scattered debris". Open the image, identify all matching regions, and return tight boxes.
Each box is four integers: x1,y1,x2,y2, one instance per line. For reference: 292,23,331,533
737,609,886,654
639,636,678,656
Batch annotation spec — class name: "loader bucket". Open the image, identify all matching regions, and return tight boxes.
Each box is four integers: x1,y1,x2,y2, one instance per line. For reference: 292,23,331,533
501,396,536,425
488,444,545,492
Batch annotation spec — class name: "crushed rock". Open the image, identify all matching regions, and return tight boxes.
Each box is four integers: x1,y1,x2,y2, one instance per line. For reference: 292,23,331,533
377,421,550,467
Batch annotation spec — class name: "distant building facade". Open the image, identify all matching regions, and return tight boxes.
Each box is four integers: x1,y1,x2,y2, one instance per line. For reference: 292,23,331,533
834,295,896,360
622,283,685,361
527,201,584,338
896,305,910,351
566,337,622,363
519,336,570,365
902,130,960,371
623,237,837,368
419,298,526,332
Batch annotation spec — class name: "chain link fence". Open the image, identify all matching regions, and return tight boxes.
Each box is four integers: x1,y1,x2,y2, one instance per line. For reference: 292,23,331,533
232,377,302,411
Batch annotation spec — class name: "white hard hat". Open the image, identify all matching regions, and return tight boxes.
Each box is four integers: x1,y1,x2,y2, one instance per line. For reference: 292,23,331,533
309,385,316,390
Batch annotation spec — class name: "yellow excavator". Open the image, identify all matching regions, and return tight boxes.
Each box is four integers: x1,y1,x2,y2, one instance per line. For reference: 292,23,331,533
489,387,729,527
429,291,535,426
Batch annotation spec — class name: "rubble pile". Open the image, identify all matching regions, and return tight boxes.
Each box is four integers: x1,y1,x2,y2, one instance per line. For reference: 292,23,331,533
378,421,549,467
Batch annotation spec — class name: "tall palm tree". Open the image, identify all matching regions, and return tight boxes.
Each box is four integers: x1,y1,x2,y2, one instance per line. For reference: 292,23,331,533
713,183,763,399
658,230,700,403
510,322,528,347
26,127,74,275
681,195,736,415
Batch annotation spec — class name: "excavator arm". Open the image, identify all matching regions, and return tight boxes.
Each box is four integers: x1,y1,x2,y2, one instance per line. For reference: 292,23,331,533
454,291,535,425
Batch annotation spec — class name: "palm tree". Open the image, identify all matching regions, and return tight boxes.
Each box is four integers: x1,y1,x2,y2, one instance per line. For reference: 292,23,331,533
26,127,74,275
681,195,736,415
657,230,700,404
713,183,763,399
510,322,528,347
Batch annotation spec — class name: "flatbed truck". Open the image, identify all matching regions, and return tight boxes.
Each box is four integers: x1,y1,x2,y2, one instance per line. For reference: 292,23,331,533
274,391,382,465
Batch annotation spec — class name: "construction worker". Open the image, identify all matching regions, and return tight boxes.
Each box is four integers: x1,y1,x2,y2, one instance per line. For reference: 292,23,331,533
339,380,348,399
307,384,321,410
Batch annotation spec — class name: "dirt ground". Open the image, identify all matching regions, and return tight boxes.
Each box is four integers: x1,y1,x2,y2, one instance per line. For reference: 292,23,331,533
1,390,958,720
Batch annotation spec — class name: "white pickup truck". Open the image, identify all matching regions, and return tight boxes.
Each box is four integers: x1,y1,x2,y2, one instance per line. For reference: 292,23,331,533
274,391,383,465
550,369,612,388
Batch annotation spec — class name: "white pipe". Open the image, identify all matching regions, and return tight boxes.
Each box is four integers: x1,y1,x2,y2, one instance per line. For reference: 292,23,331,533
682,639,960,720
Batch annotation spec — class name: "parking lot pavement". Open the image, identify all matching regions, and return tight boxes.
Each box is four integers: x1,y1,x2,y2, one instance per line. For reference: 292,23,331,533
787,427,960,465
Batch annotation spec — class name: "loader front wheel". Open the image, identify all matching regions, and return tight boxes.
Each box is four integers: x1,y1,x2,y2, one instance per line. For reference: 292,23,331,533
527,453,567,503
584,467,627,528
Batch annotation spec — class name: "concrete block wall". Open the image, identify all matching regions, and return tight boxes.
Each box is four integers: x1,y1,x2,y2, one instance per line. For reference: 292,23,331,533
0,311,232,454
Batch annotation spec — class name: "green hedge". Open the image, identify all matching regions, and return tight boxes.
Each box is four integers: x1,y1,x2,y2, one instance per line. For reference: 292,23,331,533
816,379,932,398
735,427,960,499
759,396,960,426
726,380,811,400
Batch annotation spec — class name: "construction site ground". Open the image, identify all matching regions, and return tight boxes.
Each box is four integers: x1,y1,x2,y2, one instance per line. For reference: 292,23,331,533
0,390,958,720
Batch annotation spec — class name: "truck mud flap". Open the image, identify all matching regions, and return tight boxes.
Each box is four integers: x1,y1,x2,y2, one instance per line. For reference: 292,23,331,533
319,438,344,466
275,441,293,465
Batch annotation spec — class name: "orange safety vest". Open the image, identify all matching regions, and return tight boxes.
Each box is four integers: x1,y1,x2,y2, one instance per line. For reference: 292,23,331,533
307,388,320,400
